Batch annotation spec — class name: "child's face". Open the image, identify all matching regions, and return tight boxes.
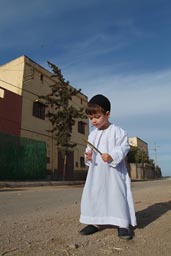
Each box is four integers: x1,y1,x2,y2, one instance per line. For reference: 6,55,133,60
88,111,110,130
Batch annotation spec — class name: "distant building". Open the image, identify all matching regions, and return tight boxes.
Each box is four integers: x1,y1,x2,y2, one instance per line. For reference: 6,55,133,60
0,56,89,179
129,137,148,155
128,137,161,180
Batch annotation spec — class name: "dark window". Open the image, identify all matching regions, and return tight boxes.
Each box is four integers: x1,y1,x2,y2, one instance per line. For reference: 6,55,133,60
40,74,44,82
33,101,45,119
80,157,85,167
78,121,85,134
46,157,50,163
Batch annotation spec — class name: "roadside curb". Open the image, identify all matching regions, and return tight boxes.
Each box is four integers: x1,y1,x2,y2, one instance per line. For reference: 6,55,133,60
0,180,85,188
0,178,167,189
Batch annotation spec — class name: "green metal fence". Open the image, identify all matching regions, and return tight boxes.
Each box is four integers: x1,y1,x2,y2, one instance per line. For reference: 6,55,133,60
0,133,46,180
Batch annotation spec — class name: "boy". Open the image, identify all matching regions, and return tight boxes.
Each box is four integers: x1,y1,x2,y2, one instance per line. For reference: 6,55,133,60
79,94,137,240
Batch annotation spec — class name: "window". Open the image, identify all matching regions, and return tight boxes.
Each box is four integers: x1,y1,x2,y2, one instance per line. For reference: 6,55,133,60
33,101,45,119
80,157,85,167
78,121,85,134
46,157,50,164
40,74,44,82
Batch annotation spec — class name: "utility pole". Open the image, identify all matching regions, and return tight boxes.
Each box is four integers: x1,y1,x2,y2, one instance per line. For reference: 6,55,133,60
153,142,158,166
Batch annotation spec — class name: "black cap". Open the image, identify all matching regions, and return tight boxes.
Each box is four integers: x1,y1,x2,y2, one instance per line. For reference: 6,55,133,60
88,94,111,112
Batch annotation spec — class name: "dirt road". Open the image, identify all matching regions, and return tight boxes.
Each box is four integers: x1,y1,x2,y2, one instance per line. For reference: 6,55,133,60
0,179,171,256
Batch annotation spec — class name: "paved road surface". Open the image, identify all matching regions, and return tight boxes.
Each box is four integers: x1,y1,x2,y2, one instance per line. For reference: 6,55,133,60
0,180,167,217
0,185,82,218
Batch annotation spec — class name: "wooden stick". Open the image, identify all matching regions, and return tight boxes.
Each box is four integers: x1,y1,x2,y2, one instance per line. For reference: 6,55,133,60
82,138,102,155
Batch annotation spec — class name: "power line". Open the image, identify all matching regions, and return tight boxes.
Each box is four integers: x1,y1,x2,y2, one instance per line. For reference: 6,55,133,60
0,69,24,71
0,79,39,97
0,78,86,109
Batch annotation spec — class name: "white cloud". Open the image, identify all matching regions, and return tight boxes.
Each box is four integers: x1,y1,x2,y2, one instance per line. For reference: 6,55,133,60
65,67,171,118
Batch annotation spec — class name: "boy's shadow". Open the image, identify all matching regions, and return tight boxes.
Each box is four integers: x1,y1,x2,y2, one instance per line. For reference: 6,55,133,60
136,201,171,229
93,201,171,238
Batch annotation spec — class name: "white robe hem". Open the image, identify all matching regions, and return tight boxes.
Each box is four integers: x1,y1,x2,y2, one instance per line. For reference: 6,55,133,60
80,215,135,227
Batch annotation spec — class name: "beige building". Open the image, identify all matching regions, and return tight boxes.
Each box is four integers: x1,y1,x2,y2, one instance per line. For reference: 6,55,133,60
127,137,160,180
128,137,148,155
0,55,89,179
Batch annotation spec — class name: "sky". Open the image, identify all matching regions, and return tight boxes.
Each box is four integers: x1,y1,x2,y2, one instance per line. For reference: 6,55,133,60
0,0,171,176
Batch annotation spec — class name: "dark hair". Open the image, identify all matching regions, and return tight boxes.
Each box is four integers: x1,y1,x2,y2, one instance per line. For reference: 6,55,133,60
85,103,107,115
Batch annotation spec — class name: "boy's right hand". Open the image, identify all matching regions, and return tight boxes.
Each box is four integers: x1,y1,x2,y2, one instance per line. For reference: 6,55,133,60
85,150,93,161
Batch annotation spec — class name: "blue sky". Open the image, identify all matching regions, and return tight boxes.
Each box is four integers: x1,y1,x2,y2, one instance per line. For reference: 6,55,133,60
0,0,171,176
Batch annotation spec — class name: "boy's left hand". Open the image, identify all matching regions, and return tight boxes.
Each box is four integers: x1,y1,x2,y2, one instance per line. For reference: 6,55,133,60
101,153,113,163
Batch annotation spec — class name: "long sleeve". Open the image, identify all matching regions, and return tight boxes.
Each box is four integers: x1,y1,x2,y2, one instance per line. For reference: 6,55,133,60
84,144,92,166
109,127,130,168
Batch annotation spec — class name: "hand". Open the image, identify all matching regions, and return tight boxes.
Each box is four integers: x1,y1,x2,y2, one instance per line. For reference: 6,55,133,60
101,153,113,163
85,150,93,161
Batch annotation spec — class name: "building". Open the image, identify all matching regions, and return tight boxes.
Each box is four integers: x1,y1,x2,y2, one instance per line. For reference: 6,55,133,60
0,56,89,179
128,137,162,179
128,137,148,155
